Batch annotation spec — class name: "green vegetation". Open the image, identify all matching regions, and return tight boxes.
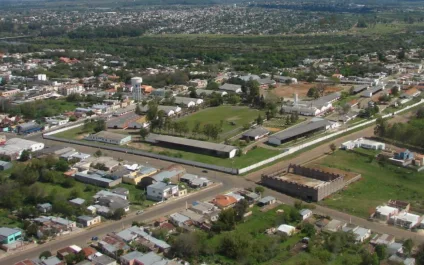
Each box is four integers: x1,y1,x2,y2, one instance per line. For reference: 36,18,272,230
5,99,77,120
176,106,266,135
318,151,424,217
375,109,424,149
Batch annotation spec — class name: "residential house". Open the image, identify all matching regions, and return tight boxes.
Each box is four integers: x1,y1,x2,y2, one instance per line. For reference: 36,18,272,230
121,251,144,265
391,212,421,229
342,225,371,243
169,213,191,227
91,255,117,265
299,209,313,220
122,166,158,185
115,226,171,252
239,191,260,204
39,256,64,265
37,203,52,213
323,219,345,233
394,149,415,161
69,198,85,207
388,255,416,265
98,235,130,257
179,210,205,225
0,227,22,244
0,160,12,171
257,196,276,207
387,242,404,256
276,224,296,236
374,205,399,222
189,201,217,215
219,83,242,94
212,195,237,210
370,233,395,246
138,165,186,188
57,245,81,260
77,216,101,227
146,182,179,202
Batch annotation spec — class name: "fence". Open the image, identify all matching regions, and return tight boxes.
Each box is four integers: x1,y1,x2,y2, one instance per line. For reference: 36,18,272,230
237,99,424,174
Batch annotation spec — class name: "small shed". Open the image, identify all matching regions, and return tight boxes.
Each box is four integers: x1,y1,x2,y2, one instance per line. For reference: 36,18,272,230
0,160,12,171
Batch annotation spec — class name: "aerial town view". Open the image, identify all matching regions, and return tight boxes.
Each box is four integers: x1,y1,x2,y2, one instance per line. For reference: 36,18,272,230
2,0,424,264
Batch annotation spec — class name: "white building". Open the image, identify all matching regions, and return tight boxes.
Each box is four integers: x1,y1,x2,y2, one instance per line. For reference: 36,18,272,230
374,205,399,222
131,77,143,101
341,138,385,150
146,182,179,201
391,213,421,229
277,224,296,236
299,209,313,220
86,131,132,145
0,138,44,160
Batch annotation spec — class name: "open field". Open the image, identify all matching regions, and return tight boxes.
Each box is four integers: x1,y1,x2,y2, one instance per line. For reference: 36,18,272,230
311,151,424,218
176,105,266,134
268,83,345,99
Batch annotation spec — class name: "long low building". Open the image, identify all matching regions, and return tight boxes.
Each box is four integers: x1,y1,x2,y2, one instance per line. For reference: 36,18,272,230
0,138,45,160
85,131,132,145
74,172,122,188
146,133,238,158
267,119,332,145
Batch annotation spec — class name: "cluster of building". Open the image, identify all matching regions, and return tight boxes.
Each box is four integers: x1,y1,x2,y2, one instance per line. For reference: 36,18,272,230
13,225,184,265
373,200,424,230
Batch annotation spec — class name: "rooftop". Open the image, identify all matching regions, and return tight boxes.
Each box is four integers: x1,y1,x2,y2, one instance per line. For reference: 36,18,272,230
269,120,330,142
278,173,326,188
146,133,237,153
88,131,130,141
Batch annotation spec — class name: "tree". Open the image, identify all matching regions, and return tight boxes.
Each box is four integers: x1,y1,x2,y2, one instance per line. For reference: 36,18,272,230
20,149,31,161
415,243,424,265
171,231,207,259
139,127,149,140
329,143,337,153
417,107,424,119
192,121,201,137
219,230,252,260
55,160,69,172
375,244,387,261
374,117,388,137
135,104,142,115
391,86,400,97
307,87,320,99
206,81,219,90
403,238,414,256
64,253,76,265
94,150,102,157
212,208,237,232
112,208,126,220
256,114,264,125
93,119,106,133
39,251,52,259
254,186,264,195
301,223,316,237
233,199,249,222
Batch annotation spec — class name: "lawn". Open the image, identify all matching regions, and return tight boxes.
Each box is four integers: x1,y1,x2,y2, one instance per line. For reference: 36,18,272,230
54,125,86,139
176,105,266,135
314,151,424,218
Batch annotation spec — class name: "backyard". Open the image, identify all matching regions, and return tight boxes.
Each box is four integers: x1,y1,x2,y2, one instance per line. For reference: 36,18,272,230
312,150,424,218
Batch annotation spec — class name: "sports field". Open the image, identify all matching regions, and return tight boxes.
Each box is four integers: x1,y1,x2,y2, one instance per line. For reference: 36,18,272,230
176,105,266,134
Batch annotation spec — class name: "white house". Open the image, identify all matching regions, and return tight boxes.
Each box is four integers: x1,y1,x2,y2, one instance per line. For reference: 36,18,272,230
391,213,421,229
341,138,385,150
146,182,179,201
374,205,399,222
299,209,313,220
77,215,101,227
277,224,296,236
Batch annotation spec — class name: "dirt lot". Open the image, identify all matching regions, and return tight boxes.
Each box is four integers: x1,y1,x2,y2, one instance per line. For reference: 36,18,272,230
265,82,348,99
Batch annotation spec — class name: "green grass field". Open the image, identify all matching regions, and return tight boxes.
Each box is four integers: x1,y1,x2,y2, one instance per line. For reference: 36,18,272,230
316,151,424,218
176,106,266,134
